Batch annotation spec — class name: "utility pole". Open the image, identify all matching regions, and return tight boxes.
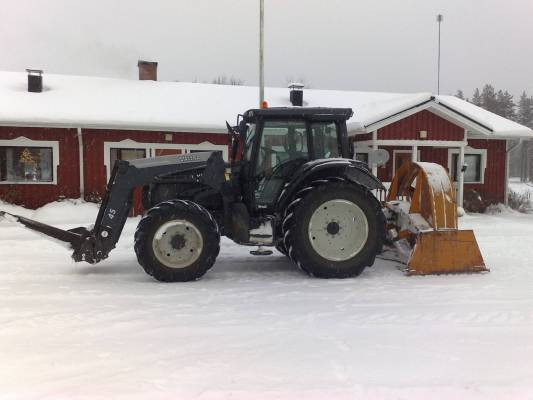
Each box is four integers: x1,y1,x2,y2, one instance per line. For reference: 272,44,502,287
436,14,443,95
259,0,265,106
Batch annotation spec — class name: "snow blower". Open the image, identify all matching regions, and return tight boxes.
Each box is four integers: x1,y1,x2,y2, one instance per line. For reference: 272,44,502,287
384,161,488,275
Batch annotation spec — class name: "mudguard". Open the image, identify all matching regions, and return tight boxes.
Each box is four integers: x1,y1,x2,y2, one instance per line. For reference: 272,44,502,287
276,158,384,213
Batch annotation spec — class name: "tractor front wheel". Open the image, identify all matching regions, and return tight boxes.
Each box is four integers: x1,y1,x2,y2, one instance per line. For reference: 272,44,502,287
283,182,383,278
134,200,220,282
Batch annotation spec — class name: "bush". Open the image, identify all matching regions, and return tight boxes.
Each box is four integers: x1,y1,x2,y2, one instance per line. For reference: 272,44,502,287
508,190,532,213
463,188,487,213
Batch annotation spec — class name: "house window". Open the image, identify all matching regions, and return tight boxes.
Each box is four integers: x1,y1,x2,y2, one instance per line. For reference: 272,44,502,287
448,148,486,184
110,148,147,165
0,146,54,183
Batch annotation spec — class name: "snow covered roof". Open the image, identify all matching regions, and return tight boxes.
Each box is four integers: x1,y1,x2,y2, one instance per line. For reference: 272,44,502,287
434,95,533,138
0,71,531,138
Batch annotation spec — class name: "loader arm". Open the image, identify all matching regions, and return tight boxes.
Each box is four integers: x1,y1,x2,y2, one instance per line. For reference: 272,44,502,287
0,151,224,264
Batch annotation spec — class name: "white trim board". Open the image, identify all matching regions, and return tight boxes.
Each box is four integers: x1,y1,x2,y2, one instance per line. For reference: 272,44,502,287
0,136,60,185
356,139,466,148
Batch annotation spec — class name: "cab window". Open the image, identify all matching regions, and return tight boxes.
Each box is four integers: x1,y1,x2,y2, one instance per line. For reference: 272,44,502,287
311,122,340,158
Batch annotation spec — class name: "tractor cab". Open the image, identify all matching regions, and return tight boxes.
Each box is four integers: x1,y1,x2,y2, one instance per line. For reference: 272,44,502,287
229,107,354,212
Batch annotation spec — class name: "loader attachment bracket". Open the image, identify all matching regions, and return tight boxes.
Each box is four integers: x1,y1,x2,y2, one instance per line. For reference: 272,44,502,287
0,210,91,258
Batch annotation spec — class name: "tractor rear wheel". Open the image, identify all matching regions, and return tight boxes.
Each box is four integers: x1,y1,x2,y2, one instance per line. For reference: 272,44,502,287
134,200,220,282
283,181,383,278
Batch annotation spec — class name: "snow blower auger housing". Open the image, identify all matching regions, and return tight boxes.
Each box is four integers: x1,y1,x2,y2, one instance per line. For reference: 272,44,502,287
384,161,488,275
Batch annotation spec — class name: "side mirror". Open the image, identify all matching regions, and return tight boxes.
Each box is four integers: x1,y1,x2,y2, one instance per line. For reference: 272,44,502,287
226,121,237,137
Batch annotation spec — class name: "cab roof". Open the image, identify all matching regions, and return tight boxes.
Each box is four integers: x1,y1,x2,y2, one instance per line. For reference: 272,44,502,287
243,107,354,123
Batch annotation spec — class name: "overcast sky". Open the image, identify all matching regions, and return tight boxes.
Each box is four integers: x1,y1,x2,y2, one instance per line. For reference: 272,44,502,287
2,0,532,98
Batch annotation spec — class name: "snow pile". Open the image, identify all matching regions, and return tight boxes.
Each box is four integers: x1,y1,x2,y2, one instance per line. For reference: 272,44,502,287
0,198,99,226
484,203,517,215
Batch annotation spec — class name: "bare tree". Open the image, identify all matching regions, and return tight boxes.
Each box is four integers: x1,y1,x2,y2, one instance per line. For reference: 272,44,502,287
211,75,244,86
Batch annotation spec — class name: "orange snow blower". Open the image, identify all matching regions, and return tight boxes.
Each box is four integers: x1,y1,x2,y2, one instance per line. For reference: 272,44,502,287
385,161,487,275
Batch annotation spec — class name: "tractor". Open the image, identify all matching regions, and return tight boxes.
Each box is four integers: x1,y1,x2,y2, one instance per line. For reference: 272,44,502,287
0,107,486,281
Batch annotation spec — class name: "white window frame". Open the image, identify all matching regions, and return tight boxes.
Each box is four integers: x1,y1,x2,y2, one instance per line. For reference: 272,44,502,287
0,136,60,185
392,149,421,175
353,146,371,167
448,147,487,184
104,139,228,181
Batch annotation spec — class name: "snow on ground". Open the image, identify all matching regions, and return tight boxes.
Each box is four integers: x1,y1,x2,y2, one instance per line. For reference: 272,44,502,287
1,201,533,399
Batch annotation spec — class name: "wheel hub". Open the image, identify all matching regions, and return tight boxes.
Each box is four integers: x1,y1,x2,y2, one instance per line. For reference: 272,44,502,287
326,221,340,235
308,199,369,261
171,234,186,250
152,220,203,269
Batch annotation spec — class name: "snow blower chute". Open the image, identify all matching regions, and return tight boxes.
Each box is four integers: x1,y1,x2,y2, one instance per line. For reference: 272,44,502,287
385,161,487,275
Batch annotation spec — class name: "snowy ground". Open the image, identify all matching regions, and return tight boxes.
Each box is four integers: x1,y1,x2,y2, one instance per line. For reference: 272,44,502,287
1,200,533,399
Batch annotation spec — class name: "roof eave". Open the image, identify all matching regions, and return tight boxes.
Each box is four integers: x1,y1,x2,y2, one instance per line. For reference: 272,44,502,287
0,120,228,134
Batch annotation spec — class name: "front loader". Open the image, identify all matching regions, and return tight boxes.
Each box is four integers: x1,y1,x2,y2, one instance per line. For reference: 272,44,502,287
0,107,486,281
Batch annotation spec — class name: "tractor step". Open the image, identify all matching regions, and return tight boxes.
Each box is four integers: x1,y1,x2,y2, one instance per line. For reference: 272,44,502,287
250,246,273,256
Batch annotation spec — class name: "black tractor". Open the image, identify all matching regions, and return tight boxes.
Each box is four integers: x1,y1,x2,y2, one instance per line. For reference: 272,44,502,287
1,107,386,282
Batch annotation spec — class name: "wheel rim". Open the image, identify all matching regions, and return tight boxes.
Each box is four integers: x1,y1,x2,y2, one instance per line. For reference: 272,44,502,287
152,220,203,269
308,199,369,261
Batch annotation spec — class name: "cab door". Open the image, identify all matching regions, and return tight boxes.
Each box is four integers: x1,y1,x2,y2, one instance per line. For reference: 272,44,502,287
250,119,309,209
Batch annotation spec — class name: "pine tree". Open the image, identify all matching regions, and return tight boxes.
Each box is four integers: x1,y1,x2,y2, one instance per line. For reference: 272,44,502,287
480,84,499,114
455,90,465,100
471,88,482,106
517,92,533,182
517,92,533,127
496,90,516,120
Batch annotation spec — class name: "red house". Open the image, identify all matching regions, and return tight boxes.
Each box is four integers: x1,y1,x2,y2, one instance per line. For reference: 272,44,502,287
0,64,531,212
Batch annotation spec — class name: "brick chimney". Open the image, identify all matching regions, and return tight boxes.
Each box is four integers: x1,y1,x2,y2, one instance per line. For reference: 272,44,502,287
138,60,158,81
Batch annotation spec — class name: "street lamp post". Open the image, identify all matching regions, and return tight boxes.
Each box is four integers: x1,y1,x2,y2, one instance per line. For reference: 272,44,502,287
259,0,265,106
436,14,443,95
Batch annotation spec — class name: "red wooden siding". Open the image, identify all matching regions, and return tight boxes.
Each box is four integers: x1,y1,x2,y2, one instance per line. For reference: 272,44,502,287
465,139,506,205
354,132,372,141
378,110,464,141
354,110,464,142
0,127,80,208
